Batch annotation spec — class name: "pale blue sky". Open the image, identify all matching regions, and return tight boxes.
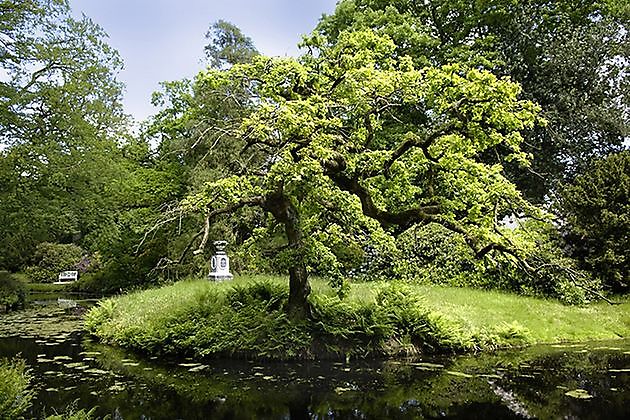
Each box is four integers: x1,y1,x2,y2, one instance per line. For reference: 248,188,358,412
69,0,338,121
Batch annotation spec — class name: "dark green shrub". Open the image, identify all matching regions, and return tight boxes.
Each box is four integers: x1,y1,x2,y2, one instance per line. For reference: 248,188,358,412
486,221,598,305
558,151,629,293
392,222,595,305
25,242,84,283
0,271,26,311
226,281,287,311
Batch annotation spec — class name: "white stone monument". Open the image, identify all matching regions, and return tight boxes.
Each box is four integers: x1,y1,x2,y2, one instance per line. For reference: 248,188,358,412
208,240,233,281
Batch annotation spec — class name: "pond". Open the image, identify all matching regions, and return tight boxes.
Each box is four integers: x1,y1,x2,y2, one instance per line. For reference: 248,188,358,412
1,296,629,419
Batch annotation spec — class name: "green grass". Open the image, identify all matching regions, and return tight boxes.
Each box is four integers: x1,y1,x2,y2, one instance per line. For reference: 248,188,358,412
85,275,630,360
24,282,69,293
345,282,630,344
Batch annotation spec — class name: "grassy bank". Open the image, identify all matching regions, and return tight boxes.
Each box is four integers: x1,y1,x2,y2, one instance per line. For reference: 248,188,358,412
85,276,630,360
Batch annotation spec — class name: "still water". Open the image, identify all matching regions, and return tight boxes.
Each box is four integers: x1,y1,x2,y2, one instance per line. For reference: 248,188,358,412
1,297,628,419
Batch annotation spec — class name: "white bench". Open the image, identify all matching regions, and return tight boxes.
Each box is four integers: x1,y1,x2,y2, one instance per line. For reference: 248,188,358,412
56,270,78,284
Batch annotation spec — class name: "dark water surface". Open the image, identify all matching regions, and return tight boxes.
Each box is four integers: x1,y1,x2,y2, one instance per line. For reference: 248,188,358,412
1,297,629,419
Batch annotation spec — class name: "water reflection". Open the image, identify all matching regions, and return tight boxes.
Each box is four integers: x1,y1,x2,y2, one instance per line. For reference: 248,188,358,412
0,301,628,419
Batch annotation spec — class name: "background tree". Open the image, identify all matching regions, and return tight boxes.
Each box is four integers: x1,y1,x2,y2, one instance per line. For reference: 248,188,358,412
143,21,265,277
308,0,629,202
204,19,259,69
0,0,129,271
558,151,629,293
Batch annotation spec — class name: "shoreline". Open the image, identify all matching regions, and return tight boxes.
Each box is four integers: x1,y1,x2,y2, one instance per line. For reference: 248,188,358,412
83,276,630,361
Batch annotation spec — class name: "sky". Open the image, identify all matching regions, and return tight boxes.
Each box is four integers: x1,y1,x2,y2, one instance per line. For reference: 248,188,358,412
69,0,339,122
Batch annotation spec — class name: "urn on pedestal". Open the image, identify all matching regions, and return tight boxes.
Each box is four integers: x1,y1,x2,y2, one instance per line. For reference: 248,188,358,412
208,240,233,281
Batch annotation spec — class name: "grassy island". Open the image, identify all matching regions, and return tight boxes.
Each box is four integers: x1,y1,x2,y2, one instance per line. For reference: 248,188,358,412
85,276,630,361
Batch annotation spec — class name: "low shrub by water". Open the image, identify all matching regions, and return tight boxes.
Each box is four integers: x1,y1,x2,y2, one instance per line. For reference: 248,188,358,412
0,271,26,312
0,356,97,419
0,357,33,418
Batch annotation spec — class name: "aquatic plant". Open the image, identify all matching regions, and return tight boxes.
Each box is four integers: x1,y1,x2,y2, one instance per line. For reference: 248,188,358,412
0,357,33,418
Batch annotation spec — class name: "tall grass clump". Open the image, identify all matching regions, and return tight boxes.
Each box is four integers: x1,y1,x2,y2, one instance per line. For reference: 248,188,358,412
0,357,33,418
43,401,97,420
311,282,475,357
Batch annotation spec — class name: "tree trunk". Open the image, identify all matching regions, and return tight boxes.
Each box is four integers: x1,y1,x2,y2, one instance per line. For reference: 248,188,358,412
264,190,312,319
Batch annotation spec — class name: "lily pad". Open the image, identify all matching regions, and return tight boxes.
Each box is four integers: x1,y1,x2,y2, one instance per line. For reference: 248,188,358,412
84,368,109,375
178,363,201,368
445,370,474,378
565,389,593,399
411,362,444,368
79,351,102,356
65,362,86,369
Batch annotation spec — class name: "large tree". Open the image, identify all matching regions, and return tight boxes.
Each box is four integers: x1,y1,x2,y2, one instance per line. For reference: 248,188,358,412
0,0,128,269
307,0,629,201
167,28,546,318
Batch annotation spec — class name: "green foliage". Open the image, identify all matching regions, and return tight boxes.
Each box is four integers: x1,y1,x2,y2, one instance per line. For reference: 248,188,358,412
24,242,84,283
309,0,628,201
204,20,259,69
0,0,130,272
0,357,33,418
480,221,596,305
387,222,595,305
0,271,26,311
44,402,97,420
559,151,630,293
0,1,175,293
393,223,483,286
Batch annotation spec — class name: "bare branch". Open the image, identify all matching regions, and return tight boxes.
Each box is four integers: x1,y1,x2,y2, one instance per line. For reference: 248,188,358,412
193,213,211,255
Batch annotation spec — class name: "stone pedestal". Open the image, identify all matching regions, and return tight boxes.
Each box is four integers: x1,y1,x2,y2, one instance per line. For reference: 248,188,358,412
208,240,233,281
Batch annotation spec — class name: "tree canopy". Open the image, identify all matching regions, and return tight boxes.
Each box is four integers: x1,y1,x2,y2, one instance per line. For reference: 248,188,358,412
308,0,629,201
0,0,128,269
